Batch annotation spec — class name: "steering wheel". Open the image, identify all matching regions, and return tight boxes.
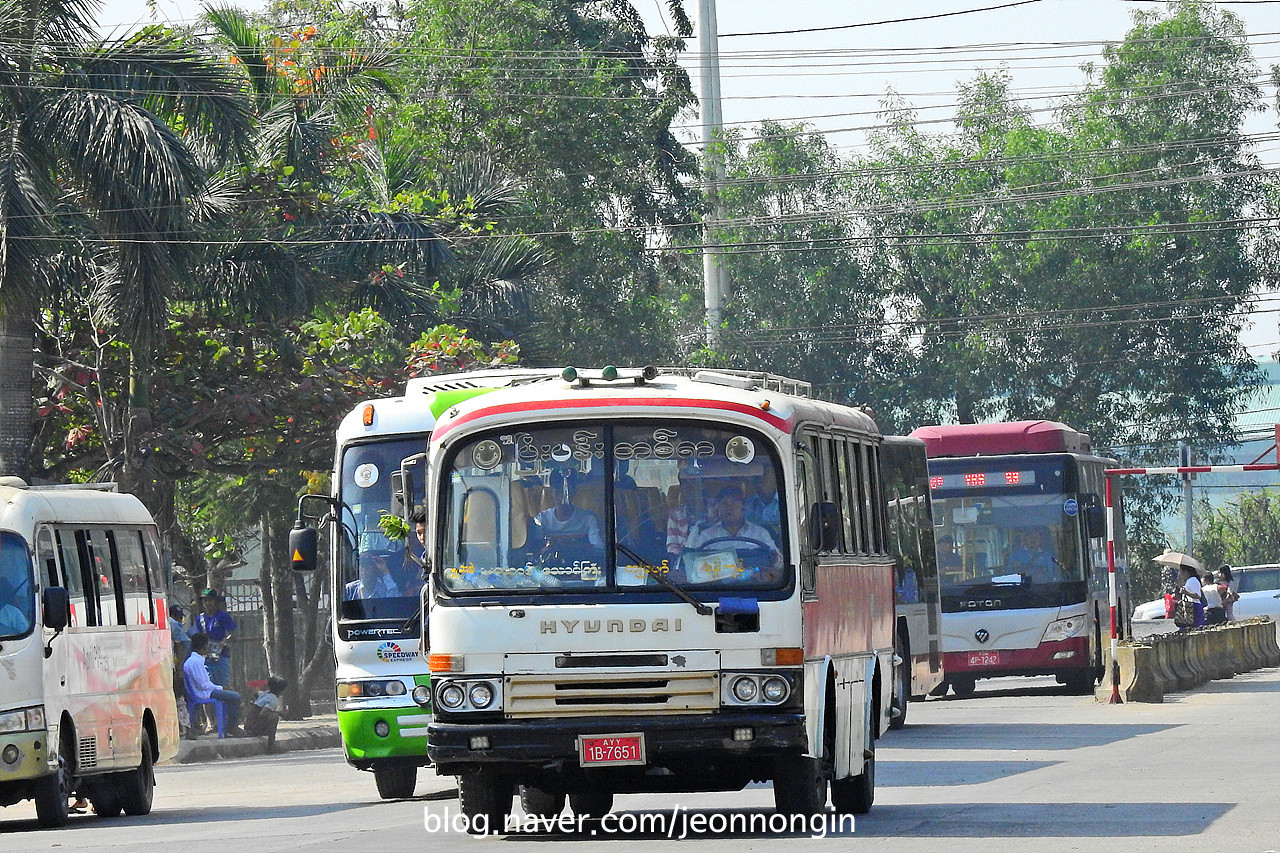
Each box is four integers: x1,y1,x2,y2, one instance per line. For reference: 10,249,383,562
691,535,774,553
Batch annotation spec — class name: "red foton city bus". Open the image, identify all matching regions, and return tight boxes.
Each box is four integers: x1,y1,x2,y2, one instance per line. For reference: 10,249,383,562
909,421,1130,696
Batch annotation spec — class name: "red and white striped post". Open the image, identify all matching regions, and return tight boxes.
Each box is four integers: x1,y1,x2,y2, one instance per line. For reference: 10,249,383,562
1103,461,1280,703
1104,473,1121,703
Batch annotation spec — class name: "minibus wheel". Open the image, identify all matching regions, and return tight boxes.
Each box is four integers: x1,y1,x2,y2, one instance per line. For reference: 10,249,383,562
119,737,155,815
33,737,73,828
831,703,875,815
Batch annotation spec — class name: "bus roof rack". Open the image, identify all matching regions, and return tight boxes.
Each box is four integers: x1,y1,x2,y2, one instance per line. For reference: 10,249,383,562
657,367,813,398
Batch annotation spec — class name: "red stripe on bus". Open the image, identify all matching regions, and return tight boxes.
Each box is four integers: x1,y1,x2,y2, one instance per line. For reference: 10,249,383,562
434,397,792,440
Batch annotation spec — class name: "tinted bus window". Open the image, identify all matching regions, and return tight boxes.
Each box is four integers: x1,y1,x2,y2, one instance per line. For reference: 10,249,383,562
0,532,34,639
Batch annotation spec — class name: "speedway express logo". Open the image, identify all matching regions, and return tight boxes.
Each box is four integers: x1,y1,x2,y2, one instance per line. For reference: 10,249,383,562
376,642,418,663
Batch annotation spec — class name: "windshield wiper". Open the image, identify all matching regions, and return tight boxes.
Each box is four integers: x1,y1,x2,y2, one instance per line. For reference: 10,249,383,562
615,542,712,616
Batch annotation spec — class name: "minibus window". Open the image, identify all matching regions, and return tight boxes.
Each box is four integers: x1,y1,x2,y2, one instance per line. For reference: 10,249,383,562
0,532,34,639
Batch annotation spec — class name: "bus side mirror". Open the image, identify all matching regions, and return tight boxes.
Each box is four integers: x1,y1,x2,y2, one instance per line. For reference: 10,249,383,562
43,586,69,631
809,502,840,552
290,523,318,573
390,470,413,518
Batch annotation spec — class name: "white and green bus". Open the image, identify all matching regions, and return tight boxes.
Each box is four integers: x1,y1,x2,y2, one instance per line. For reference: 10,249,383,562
0,482,176,828
294,370,560,799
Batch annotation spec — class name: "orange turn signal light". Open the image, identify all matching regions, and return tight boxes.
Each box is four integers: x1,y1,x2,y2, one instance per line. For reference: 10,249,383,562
763,647,804,666
428,653,463,673
362,404,375,426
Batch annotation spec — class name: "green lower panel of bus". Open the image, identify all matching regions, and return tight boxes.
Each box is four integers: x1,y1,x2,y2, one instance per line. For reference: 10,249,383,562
0,731,50,785
338,706,432,764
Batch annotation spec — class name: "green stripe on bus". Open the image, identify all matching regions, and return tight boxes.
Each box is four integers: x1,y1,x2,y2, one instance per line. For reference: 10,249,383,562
427,388,495,420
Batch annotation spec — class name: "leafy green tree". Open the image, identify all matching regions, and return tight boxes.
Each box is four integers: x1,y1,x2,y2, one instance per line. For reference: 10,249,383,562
1195,490,1280,570
699,121,905,411
0,0,252,478
393,0,700,364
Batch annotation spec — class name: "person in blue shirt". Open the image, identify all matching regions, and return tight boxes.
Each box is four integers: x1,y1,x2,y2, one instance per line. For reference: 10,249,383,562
345,552,400,600
193,589,236,687
1006,528,1059,583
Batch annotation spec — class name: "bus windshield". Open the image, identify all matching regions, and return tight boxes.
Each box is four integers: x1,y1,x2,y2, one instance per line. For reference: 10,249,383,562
338,437,426,623
931,493,1082,609
440,422,787,594
0,531,34,638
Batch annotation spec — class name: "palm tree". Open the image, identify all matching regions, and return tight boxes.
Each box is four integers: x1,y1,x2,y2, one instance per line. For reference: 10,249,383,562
0,0,252,477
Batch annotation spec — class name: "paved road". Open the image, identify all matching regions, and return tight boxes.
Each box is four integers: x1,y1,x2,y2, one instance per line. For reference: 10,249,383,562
3,668,1278,851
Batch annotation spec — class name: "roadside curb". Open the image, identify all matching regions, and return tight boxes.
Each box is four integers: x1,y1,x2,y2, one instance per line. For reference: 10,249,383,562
172,725,342,764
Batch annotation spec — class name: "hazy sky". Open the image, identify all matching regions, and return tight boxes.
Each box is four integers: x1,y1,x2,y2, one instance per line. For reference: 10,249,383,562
93,0,1280,350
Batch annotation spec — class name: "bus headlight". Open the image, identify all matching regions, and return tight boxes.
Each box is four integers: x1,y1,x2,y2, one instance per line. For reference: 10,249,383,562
1042,617,1085,643
468,683,494,709
337,679,408,700
411,685,431,707
722,673,792,706
0,706,43,734
731,676,758,703
761,676,790,703
438,683,466,710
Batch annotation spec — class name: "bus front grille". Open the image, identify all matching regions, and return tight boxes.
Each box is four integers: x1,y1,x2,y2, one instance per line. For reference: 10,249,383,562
505,671,720,717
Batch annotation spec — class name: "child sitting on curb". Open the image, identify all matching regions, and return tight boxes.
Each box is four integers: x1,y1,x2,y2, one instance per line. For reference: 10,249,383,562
244,676,289,752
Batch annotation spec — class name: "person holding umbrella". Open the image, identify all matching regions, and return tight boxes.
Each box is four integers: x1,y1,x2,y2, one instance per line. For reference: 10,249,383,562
1153,551,1206,629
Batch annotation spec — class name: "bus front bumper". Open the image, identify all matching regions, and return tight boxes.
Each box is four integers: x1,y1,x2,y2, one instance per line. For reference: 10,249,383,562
338,706,432,767
428,712,807,779
0,731,50,790
944,635,1091,678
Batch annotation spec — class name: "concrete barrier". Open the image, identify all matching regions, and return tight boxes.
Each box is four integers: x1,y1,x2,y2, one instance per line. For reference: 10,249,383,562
1101,618,1278,704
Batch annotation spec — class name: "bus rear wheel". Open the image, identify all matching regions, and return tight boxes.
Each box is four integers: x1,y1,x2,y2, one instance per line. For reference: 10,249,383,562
374,763,418,799
458,769,512,834
831,705,875,815
119,736,156,816
889,634,909,730
33,736,73,828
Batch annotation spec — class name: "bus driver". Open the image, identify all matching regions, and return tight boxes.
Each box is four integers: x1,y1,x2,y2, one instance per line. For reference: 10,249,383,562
685,485,783,582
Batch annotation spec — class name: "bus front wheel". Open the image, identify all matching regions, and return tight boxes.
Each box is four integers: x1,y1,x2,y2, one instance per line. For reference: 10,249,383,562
569,789,613,821
374,763,417,799
521,785,566,819
773,753,827,816
33,736,73,828
458,769,512,834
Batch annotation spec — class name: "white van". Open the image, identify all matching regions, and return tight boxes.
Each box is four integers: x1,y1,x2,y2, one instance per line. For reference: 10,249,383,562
0,480,178,827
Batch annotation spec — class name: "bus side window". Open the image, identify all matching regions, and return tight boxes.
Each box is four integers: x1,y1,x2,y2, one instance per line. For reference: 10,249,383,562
36,527,57,588
55,528,92,626
111,529,154,625
141,528,167,598
86,529,124,626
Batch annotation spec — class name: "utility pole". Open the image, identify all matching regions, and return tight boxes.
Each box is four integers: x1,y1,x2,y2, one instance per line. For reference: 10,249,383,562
698,0,726,349
1180,443,1194,552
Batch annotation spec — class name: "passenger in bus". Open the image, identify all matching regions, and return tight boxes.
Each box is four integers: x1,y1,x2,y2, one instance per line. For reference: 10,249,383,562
745,473,781,539
1006,528,1059,583
0,550,30,636
666,473,711,557
346,552,401,599
685,485,783,582
531,471,605,566
937,536,963,575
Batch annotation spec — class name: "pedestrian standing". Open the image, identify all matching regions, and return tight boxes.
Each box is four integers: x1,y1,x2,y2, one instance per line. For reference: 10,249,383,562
1218,564,1240,621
